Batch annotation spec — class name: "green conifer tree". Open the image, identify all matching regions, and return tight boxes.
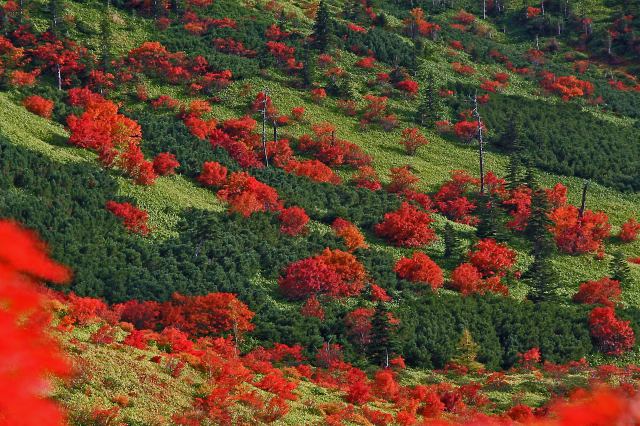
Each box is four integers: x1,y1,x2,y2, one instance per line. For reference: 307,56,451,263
476,193,506,240
301,48,315,88
610,250,632,285
443,222,462,259
312,0,331,52
450,328,484,371
525,189,560,302
100,0,112,72
368,302,396,368
416,71,440,127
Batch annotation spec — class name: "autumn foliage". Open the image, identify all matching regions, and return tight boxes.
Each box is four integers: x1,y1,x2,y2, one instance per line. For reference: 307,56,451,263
619,218,640,242
374,202,436,247
468,239,517,278
0,220,71,426
197,161,228,187
278,206,309,236
105,200,150,235
332,218,368,252
399,127,429,155
394,252,444,290
588,307,635,356
549,206,611,254
217,171,281,217
573,278,621,307
278,249,367,300
66,91,156,185
22,95,54,118
152,152,180,176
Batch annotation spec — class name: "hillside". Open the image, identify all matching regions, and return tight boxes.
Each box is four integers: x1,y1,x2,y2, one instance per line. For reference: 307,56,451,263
1,0,640,424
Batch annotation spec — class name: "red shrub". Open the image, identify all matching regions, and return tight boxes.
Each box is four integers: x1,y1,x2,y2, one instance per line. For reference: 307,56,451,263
503,186,532,231
373,369,400,402
278,206,309,236
468,238,517,277
588,307,635,356
394,252,444,290
540,72,594,101
362,407,394,426
619,218,640,242
450,263,484,295
332,218,368,252
361,94,388,124
279,249,367,299
434,170,478,225
399,127,429,155
494,72,510,84
152,152,180,176
550,205,611,254
255,370,298,400
345,307,374,347
310,88,327,103
10,69,39,86
573,278,621,307
453,120,480,141
404,8,441,38
106,201,149,235
387,165,419,193
300,295,325,320
396,79,419,96
284,159,341,184
374,202,436,247
164,292,254,337
508,404,534,422
347,381,372,405
290,106,305,121
452,62,475,75
23,95,54,118
370,284,392,302
454,10,476,25
217,172,281,217
356,56,376,69
352,166,382,191
197,161,228,187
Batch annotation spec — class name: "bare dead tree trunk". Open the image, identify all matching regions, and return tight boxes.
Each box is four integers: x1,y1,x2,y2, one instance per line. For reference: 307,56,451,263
483,0,486,19
261,88,269,167
472,95,485,194
273,121,278,144
579,180,589,218
56,63,62,90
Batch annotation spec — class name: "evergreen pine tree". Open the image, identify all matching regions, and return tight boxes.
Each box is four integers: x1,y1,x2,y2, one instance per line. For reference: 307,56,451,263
506,151,522,191
525,252,558,303
416,71,440,127
49,0,66,37
610,250,632,285
443,222,462,259
501,113,526,190
100,0,112,72
301,48,315,88
450,329,484,371
368,302,395,368
523,161,539,191
525,189,560,303
475,193,506,240
312,0,331,52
